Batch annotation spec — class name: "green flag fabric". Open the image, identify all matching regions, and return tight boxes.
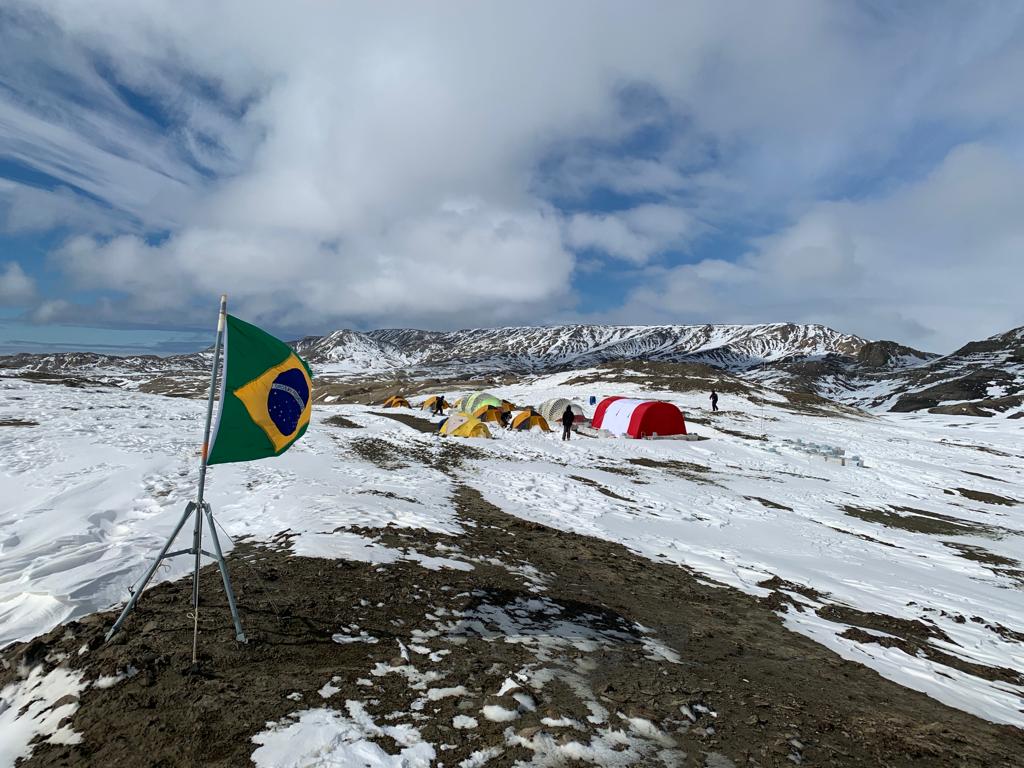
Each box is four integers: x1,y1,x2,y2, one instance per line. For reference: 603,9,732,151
207,315,313,465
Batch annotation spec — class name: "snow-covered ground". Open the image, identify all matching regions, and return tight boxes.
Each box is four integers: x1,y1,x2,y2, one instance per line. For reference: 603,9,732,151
1,373,1022,762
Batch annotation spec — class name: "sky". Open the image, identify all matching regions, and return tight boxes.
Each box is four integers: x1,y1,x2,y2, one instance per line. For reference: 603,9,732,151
1,1,1023,355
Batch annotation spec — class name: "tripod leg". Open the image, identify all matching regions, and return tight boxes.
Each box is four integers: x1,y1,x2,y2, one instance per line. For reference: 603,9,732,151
105,502,196,642
203,503,247,643
191,499,203,610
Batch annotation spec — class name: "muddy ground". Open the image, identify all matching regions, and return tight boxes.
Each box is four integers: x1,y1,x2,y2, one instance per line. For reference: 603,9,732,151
3,440,1022,767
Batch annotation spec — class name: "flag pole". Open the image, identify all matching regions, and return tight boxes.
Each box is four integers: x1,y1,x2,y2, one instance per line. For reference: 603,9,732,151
106,294,246,649
190,294,227,663
191,296,226,608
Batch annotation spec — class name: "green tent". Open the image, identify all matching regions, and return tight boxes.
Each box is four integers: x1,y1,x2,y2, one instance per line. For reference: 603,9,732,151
462,391,502,414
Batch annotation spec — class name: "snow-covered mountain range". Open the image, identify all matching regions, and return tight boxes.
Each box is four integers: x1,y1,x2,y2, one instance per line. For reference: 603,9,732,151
2,322,1022,417
362,322,869,371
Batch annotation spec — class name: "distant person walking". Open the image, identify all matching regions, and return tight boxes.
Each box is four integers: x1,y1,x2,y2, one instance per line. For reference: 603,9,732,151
434,396,445,416
710,390,719,413
561,405,575,441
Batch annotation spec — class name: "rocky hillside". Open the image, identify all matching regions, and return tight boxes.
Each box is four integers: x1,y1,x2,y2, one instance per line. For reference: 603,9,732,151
365,322,868,372
883,326,1024,416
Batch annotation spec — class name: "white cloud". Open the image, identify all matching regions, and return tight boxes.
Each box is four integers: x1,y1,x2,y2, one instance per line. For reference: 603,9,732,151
565,205,696,264
2,1,1023,343
618,144,1024,351
51,200,573,330
0,261,36,305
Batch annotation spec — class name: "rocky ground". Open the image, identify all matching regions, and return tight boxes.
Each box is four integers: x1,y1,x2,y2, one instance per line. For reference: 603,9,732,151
3,433,1021,767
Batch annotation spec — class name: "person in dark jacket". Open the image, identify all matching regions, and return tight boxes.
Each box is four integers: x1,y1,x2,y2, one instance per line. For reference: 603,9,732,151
434,396,445,416
710,390,719,412
561,405,575,441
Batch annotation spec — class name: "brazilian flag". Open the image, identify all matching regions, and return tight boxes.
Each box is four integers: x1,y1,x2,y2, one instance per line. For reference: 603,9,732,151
207,315,312,465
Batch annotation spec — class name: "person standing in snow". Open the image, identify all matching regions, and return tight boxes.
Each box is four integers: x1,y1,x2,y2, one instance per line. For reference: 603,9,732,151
710,390,719,413
434,396,445,416
561,405,575,441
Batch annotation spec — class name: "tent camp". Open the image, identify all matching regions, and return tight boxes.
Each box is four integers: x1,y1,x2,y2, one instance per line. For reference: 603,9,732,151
536,398,585,425
472,405,506,423
382,396,411,408
510,410,551,432
420,395,448,411
591,397,686,438
438,412,491,438
462,392,503,414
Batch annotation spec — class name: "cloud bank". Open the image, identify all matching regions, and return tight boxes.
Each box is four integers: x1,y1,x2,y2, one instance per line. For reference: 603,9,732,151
1,1,1023,350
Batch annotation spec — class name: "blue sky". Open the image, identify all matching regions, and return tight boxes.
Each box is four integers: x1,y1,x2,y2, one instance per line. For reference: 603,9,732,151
2,1,1023,354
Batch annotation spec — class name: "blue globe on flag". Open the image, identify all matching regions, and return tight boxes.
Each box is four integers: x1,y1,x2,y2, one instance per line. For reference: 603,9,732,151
267,368,310,436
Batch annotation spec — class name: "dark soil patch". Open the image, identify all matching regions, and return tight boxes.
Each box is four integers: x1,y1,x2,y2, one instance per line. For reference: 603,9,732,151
627,457,720,486
937,440,1014,458
349,436,411,469
961,470,1007,483
358,489,419,504
952,488,1018,506
822,524,901,549
835,626,1023,687
943,543,1024,587
0,418,38,426
745,496,793,511
818,604,951,645
843,505,993,537
944,542,1018,567
8,371,116,389
821,604,1022,685
716,426,768,441
756,577,826,613
568,475,633,502
375,410,440,434
594,464,639,478
323,414,363,429
628,457,710,473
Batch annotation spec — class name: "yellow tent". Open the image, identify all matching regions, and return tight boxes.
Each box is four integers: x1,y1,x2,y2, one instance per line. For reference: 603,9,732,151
421,395,448,411
511,410,551,432
500,400,516,412
473,404,506,423
382,396,410,408
439,412,491,438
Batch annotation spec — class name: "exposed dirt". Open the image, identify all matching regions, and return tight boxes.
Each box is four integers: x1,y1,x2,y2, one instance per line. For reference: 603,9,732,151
323,414,363,429
943,543,1024,587
627,457,720,486
843,505,998,537
952,488,1018,507
374,410,441,434
568,475,634,502
4,451,1023,766
960,470,1007,483
745,497,793,511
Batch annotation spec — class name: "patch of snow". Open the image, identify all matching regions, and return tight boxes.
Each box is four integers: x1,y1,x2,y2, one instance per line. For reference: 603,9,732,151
251,702,435,768
0,665,85,766
481,704,519,722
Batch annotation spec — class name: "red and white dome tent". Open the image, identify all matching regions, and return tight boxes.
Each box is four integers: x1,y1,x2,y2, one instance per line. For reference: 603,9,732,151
591,397,687,439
